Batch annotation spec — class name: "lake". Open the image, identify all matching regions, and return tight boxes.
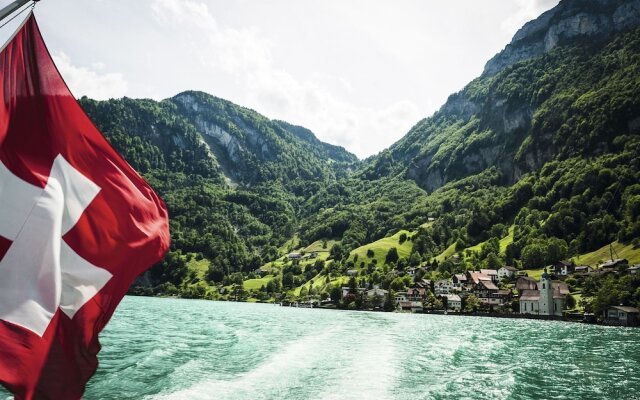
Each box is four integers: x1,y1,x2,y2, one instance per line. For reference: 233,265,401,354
3,296,640,399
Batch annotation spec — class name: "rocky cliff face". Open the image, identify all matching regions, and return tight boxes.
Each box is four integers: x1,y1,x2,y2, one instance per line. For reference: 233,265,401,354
484,0,640,76
170,91,358,186
363,0,640,193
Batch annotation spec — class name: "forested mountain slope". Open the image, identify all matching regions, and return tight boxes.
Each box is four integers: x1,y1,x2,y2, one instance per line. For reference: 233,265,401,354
362,0,640,192
266,0,640,305
81,0,639,302
80,93,358,287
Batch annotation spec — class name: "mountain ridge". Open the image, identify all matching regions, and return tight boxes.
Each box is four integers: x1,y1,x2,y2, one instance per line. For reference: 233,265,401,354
79,0,639,305
484,0,640,76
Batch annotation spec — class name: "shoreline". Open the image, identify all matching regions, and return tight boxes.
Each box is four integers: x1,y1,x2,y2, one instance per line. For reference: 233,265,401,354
128,294,638,328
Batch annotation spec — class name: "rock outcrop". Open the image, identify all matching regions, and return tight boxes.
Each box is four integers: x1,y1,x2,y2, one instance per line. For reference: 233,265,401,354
483,0,640,76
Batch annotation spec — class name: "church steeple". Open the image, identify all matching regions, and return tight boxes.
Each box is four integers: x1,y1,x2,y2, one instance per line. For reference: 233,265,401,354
541,267,550,282
539,267,554,315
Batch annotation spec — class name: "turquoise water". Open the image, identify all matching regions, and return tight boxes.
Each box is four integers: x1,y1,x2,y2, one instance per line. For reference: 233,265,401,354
3,296,640,399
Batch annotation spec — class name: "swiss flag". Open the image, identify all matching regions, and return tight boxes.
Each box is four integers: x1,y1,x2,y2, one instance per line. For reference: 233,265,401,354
0,14,170,400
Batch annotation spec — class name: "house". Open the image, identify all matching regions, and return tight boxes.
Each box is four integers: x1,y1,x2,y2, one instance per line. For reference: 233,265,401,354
553,260,575,276
287,252,302,260
519,270,565,316
434,279,453,295
496,289,512,304
452,274,468,291
397,301,423,312
473,279,510,305
341,287,366,299
574,265,593,274
347,269,358,277
415,278,432,289
407,287,427,301
442,294,462,310
473,279,499,298
480,269,499,282
365,287,388,308
498,266,518,280
467,271,492,285
604,306,640,327
366,287,388,297
394,292,408,302
254,267,270,277
406,267,418,277
628,265,640,275
599,259,628,269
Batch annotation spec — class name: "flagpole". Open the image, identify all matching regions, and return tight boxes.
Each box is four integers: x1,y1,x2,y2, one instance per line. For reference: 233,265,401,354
0,0,34,23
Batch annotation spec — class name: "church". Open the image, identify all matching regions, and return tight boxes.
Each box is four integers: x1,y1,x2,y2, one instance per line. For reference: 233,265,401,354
519,269,566,316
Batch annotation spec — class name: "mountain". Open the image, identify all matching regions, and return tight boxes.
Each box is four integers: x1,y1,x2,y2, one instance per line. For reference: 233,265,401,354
362,0,640,192
484,0,640,76
80,93,358,289
81,91,357,188
81,0,639,306
273,0,640,307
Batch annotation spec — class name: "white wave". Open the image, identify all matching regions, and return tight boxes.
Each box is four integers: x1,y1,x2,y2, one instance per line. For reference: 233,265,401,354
147,327,343,400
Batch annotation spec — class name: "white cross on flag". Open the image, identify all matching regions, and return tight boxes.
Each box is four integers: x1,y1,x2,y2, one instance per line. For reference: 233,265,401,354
0,14,170,400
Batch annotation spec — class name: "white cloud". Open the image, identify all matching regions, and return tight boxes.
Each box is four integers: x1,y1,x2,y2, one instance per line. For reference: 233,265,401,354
53,52,128,100
500,0,560,37
35,0,568,158
151,0,217,29
149,0,420,158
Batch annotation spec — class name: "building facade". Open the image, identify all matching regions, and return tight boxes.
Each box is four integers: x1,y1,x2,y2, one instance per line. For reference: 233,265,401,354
519,270,565,316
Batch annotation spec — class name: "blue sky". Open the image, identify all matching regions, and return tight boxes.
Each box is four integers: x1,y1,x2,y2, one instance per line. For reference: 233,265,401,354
1,0,559,158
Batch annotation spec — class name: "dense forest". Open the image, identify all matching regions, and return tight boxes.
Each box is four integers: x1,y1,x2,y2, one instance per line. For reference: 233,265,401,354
80,0,640,312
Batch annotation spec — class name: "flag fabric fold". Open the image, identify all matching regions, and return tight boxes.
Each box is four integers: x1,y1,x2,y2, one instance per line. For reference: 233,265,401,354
0,14,170,399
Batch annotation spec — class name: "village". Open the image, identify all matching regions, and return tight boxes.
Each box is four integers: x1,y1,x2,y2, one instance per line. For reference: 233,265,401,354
280,257,640,327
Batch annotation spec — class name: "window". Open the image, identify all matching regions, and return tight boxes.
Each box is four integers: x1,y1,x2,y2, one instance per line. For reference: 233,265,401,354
542,283,545,289
524,303,527,311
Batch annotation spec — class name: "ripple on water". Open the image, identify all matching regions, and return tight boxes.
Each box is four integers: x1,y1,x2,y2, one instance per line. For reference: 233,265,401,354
2,297,635,400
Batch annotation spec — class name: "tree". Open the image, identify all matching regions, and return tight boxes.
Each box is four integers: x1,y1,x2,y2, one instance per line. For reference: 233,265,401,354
399,233,408,244
330,243,345,260
205,265,225,283
481,238,500,259
463,295,482,312
385,247,399,264
348,276,357,294
565,294,576,310
282,272,294,288
546,237,569,263
330,286,342,304
485,252,501,269
522,243,546,268
384,290,395,311
367,249,375,258
409,251,421,267
390,277,406,292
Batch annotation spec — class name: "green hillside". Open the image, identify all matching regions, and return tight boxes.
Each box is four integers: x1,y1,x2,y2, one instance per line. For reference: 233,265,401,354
347,230,415,266
573,241,640,266
102,0,639,308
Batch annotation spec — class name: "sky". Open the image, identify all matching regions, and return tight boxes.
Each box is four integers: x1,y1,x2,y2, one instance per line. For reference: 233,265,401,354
1,0,559,158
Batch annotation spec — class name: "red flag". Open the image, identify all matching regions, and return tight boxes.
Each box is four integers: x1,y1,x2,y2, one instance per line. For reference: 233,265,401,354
0,14,170,399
